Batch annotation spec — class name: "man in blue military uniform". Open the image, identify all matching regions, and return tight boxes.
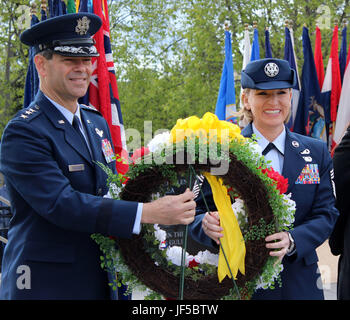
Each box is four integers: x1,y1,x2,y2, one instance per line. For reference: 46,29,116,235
0,13,196,300
190,58,339,299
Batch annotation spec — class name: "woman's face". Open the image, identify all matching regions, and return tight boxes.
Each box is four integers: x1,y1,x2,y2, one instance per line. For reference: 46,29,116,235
243,88,292,133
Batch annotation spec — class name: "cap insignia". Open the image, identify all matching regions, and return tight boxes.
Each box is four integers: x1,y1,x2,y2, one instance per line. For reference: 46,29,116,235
75,16,90,35
264,62,279,77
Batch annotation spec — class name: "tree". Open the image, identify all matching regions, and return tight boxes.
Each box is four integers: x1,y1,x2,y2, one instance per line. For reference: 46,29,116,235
0,0,33,137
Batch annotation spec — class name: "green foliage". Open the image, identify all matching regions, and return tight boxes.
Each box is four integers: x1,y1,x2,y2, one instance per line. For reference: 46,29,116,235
244,218,276,241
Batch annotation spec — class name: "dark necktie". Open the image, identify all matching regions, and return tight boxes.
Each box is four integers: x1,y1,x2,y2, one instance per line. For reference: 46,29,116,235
72,115,90,157
262,142,276,156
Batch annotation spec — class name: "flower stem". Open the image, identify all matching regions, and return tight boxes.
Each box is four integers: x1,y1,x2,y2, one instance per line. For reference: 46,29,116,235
179,166,194,300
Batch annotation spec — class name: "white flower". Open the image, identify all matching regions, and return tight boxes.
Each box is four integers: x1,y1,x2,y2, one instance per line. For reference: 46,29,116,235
103,183,121,198
256,262,284,290
147,131,171,153
232,198,245,217
153,224,167,249
281,193,296,227
195,250,219,266
166,246,194,267
232,198,248,226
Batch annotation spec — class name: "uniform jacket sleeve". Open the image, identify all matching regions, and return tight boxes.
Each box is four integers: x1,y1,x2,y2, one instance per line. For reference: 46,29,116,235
288,140,339,263
329,127,350,255
0,115,137,239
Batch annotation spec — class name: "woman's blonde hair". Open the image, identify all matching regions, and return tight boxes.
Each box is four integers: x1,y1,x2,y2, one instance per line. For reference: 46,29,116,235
234,88,292,127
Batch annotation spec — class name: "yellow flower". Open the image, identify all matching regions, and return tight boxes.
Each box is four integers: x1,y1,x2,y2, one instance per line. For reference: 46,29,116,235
187,116,202,130
169,112,244,144
202,112,218,131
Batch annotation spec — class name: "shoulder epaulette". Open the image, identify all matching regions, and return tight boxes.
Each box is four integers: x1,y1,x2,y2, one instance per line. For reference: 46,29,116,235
80,104,102,115
17,105,42,122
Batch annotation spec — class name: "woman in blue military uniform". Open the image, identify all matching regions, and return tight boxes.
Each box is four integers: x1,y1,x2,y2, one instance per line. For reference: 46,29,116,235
190,58,339,299
0,13,196,300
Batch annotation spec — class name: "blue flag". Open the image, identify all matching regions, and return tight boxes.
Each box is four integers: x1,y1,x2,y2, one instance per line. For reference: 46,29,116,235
293,27,327,141
78,0,93,12
23,5,48,108
215,30,236,123
49,0,66,17
250,28,260,61
284,27,300,129
265,28,273,58
339,26,347,84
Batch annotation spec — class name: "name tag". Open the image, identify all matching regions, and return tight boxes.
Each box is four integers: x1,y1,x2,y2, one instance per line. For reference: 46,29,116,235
68,164,85,172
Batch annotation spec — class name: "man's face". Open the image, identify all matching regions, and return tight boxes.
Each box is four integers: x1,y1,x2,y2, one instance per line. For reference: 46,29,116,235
36,53,93,104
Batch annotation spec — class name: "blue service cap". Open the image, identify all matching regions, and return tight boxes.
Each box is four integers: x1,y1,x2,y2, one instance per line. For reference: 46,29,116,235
241,58,297,89
20,13,102,57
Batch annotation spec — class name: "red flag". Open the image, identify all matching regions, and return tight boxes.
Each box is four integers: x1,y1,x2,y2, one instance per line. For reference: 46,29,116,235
314,26,325,90
329,25,341,123
89,0,129,175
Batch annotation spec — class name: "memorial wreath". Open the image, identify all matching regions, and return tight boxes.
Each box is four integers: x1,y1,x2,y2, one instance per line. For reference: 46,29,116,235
92,112,295,300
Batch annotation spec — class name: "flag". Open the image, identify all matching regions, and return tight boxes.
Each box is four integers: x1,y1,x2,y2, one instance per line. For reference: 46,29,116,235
86,0,129,175
332,54,350,155
239,27,251,126
49,0,66,17
215,30,236,123
242,27,251,69
314,26,325,90
321,25,342,151
339,26,347,83
293,27,326,141
250,27,260,61
66,0,77,13
78,0,93,12
284,26,300,129
264,27,273,58
23,3,48,108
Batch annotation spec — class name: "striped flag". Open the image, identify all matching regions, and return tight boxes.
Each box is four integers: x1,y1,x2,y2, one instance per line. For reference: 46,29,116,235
322,25,342,150
331,43,350,155
86,0,129,175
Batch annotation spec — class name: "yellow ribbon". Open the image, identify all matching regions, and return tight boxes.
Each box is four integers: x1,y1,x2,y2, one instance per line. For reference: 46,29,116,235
203,172,246,282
